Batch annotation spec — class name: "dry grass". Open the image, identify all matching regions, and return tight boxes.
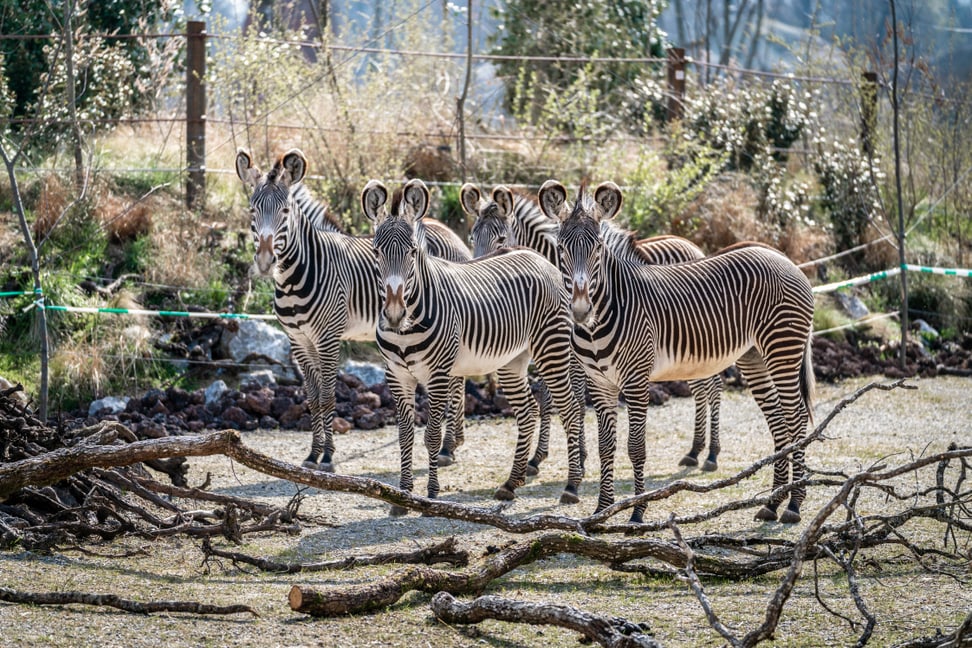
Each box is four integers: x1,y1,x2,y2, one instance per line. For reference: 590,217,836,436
1,376,969,647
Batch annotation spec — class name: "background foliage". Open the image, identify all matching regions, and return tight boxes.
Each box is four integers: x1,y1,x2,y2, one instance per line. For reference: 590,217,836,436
0,0,971,408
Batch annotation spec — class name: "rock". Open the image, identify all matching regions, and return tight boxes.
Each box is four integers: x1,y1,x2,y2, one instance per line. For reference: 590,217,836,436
835,292,870,320
218,319,296,381
165,387,192,411
204,380,229,407
355,411,385,430
666,381,693,398
279,403,308,428
270,396,294,418
333,416,352,434
342,360,386,387
88,396,130,417
240,369,277,389
221,406,251,427
354,391,382,409
242,389,273,416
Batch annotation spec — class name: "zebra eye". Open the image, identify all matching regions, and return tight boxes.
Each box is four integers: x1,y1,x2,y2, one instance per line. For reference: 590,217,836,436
282,207,290,215
497,235,507,245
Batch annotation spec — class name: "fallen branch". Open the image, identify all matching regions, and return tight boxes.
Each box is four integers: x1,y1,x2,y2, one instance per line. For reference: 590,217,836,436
203,536,468,573
0,586,257,616
430,591,661,648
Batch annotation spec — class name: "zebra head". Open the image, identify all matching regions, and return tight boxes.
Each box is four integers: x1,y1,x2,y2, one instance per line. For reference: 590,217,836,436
235,148,306,276
539,180,623,325
461,183,516,257
363,179,429,331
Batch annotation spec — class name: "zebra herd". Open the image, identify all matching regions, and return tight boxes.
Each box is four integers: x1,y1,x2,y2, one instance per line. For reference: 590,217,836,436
236,148,816,524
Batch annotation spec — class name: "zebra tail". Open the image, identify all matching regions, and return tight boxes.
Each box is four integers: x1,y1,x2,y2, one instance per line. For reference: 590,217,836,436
800,337,816,426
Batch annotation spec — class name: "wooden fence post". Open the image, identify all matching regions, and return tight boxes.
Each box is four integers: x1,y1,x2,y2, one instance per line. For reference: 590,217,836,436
860,71,878,158
666,47,686,122
186,21,206,211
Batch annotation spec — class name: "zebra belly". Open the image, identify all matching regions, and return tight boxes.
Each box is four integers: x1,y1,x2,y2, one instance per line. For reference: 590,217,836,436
451,346,526,377
648,344,747,382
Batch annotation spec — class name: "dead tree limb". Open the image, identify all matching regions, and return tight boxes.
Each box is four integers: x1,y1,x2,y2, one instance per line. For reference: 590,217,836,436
0,586,257,616
0,429,238,500
203,536,468,573
430,592,662,648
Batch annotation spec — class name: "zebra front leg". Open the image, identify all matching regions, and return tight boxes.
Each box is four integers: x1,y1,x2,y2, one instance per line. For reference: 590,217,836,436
494,364,537,500
423,377,452,502
625,393,650,524
527,379,553,476
438,376,465,467
294,353,333,470
387,372,418,517
589,380,620,514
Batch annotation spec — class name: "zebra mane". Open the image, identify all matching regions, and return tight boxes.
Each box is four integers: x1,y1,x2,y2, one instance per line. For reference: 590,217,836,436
388,187,430,249
291,183,347,233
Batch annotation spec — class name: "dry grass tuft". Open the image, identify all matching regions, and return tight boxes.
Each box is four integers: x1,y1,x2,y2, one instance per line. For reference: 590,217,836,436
33,175,71,241
97,190,154,242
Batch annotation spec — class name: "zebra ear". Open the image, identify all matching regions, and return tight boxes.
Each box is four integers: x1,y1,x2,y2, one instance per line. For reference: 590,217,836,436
491,186,515,221
361,180,389,225
593,182,623,221
401,179,430,223
235,149,261,187
280,149,307,186
538,180,568,221
459,183,481,217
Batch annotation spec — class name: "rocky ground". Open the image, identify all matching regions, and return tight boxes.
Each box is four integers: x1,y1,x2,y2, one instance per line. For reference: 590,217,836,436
66,324,972,441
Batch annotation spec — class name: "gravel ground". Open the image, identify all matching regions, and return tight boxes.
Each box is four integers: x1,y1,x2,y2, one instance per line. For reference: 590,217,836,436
1,375,970,647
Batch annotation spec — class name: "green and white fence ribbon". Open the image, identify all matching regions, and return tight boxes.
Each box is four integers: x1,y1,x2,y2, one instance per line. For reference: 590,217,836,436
812,263,972,294
39,304,276,320
811,267,902,294
902,263,972,278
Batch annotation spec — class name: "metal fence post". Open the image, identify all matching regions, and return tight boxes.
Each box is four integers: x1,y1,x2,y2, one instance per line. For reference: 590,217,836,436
186,21,206,210
666,47,686,122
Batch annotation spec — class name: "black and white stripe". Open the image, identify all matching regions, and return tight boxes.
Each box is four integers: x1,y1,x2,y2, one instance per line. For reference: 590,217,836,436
464,184,725,474
540,180,815,524
365,179,585,514
236,149,470,471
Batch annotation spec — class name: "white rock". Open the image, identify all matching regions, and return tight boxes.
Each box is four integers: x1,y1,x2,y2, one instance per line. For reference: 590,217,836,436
88,396,130,417
204,380,229,407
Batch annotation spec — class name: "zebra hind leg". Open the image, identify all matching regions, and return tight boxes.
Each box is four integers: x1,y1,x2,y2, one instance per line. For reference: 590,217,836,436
703,374,723,472
493,364,537,501
526,379,553,476
678,379,708,469
438,377,465,468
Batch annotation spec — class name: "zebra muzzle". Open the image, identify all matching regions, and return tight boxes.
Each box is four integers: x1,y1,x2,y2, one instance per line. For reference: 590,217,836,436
254,235,276,275
570,283,593,324
383,283,406,329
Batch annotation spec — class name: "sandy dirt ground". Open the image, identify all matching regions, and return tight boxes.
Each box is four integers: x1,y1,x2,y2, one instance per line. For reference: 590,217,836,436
1,375,970,647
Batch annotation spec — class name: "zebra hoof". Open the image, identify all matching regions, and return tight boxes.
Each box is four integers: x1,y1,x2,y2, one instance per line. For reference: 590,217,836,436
559,488,580,505
526,462,540,477
437,452,455,467
701,459,718,472
678,455,699,468
494,485,516,501
318,462,335,473
779,509,802,524
629,511,644,524
754,506,778,522
301,459,319,470
389,504,409,517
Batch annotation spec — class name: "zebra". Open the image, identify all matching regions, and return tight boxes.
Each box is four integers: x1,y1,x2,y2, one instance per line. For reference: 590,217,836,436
363,178,585,515
539,180,815,524
462,183,724,474
235,148,471,472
